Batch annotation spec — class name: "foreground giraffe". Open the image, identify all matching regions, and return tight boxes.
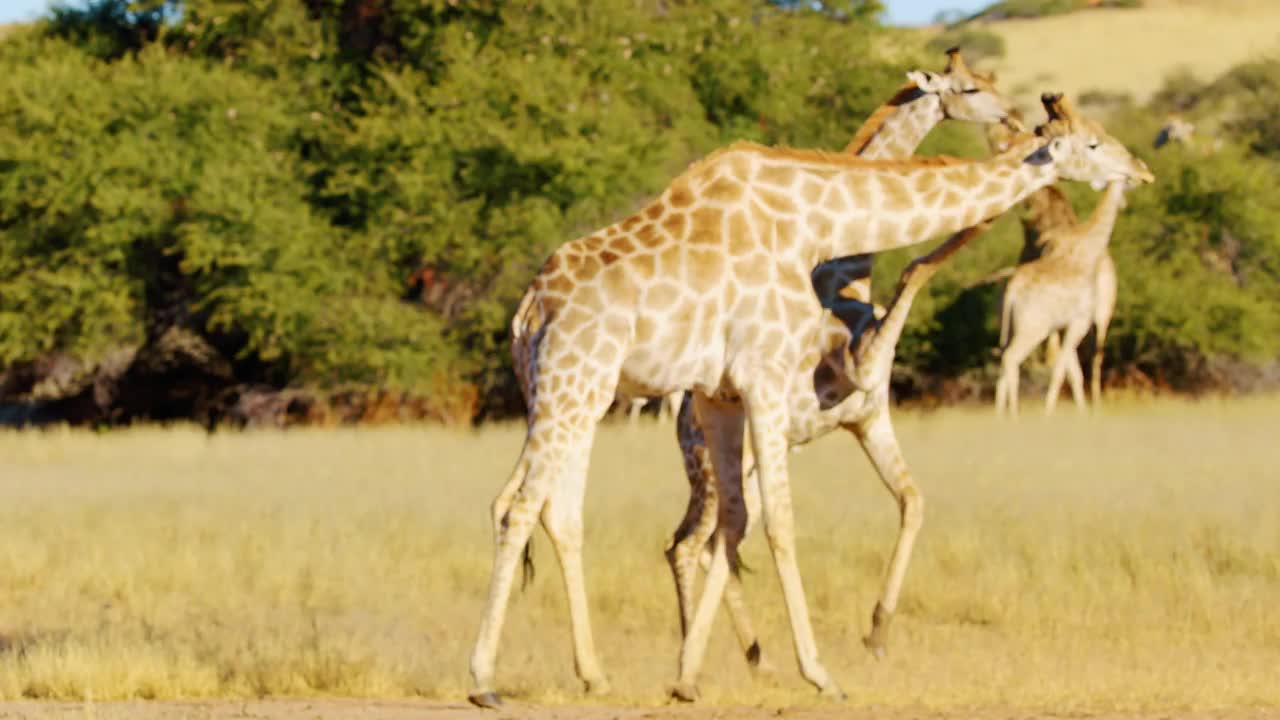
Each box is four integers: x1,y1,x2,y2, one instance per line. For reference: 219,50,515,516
469,93,1153,707
665,49,1015,675
995,108,1150,417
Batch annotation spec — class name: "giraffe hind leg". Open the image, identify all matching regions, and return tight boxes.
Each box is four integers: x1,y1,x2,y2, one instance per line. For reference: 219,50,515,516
851,411,922,659
707,464,775,676
674,393,749,701
667,393,713,638
469,435,557,706
469,359,615,704
668,393,771,676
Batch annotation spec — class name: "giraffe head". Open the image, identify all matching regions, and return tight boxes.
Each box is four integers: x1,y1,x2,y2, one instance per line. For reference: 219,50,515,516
985,107,1029,153
1035,93,1155,190
905,47,1013,125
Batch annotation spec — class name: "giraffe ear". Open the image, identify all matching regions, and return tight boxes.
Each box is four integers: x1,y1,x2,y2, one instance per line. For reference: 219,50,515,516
1022,141,1054,166
907,70,948,94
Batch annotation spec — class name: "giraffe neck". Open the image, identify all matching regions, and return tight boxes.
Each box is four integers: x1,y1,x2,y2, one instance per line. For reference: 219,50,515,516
814,140,1059,261
1066,181,1126,266
846,90,944,160
1022,185,1078,257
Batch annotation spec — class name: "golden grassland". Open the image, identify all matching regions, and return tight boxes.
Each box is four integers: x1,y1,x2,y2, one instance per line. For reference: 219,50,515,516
971,0,1280,110
1,396,1279,711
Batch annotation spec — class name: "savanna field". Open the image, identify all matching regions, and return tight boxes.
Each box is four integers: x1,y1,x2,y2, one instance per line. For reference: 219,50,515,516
2,397,1278,717
6,0,1280,718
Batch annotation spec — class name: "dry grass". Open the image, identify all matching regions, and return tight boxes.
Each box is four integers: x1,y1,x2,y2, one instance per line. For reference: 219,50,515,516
968,0,1280,110
1,396,1279,711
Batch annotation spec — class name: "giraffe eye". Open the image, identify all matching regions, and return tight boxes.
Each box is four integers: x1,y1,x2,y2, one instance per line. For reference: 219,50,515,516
961,87,981,94
1088,141,1100,150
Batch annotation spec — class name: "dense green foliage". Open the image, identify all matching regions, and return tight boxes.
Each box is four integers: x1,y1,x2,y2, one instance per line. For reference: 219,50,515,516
0,0,917,421
0,0,1276,425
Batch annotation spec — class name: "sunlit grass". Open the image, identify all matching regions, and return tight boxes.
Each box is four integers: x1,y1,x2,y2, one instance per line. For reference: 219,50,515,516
1,395,1278,710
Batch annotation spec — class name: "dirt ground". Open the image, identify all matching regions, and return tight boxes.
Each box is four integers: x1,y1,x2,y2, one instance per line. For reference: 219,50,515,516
1,700,1278,720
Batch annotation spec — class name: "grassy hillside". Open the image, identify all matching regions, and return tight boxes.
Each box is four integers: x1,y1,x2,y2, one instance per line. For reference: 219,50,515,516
962,0,1280,111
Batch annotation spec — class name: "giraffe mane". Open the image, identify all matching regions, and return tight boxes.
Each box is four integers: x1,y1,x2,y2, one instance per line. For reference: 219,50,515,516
672,136,1041,193
843,82,927,155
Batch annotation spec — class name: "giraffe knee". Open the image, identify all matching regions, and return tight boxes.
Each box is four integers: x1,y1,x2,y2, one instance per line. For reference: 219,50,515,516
899,485,924,530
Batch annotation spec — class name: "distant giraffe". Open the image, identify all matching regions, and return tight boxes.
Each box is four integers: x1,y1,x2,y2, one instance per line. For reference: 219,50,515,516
665,48,1015,676
1154,112,1222,155
468,93,1153,707
995,177,1143,416
978,110,1120,401
1153,113,1195,149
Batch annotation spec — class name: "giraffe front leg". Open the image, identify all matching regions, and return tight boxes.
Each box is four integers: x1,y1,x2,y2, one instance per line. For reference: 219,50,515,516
850,410,922,659
743,377,843,700
541,429,609,696
1045,318,1090,415
1064,343,1088,412
997,330,1039,419
1091,319,1110,407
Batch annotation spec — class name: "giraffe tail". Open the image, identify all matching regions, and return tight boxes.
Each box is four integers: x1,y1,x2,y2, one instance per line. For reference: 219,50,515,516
509,285,548,406
521,539,536,589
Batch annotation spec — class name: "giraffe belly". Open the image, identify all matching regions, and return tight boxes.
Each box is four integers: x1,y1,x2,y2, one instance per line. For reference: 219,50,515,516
617,333,729,399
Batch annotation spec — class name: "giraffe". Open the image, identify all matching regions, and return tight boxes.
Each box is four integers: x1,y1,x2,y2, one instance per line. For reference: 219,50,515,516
664,48,1016,676
1154,112,1222,155
468,93,1153,708
665,221,990,685
1153,113,1195,149
994,170,1146,416
981,105,1132,413
973,112,1116,390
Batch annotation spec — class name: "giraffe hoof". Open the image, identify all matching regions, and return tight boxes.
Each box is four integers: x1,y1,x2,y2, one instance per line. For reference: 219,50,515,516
468,691,503,709
583,677,611,696
749,657,780,680
745,640,778,678
820,683,848,702
863,639,888,661
669,683,700,703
